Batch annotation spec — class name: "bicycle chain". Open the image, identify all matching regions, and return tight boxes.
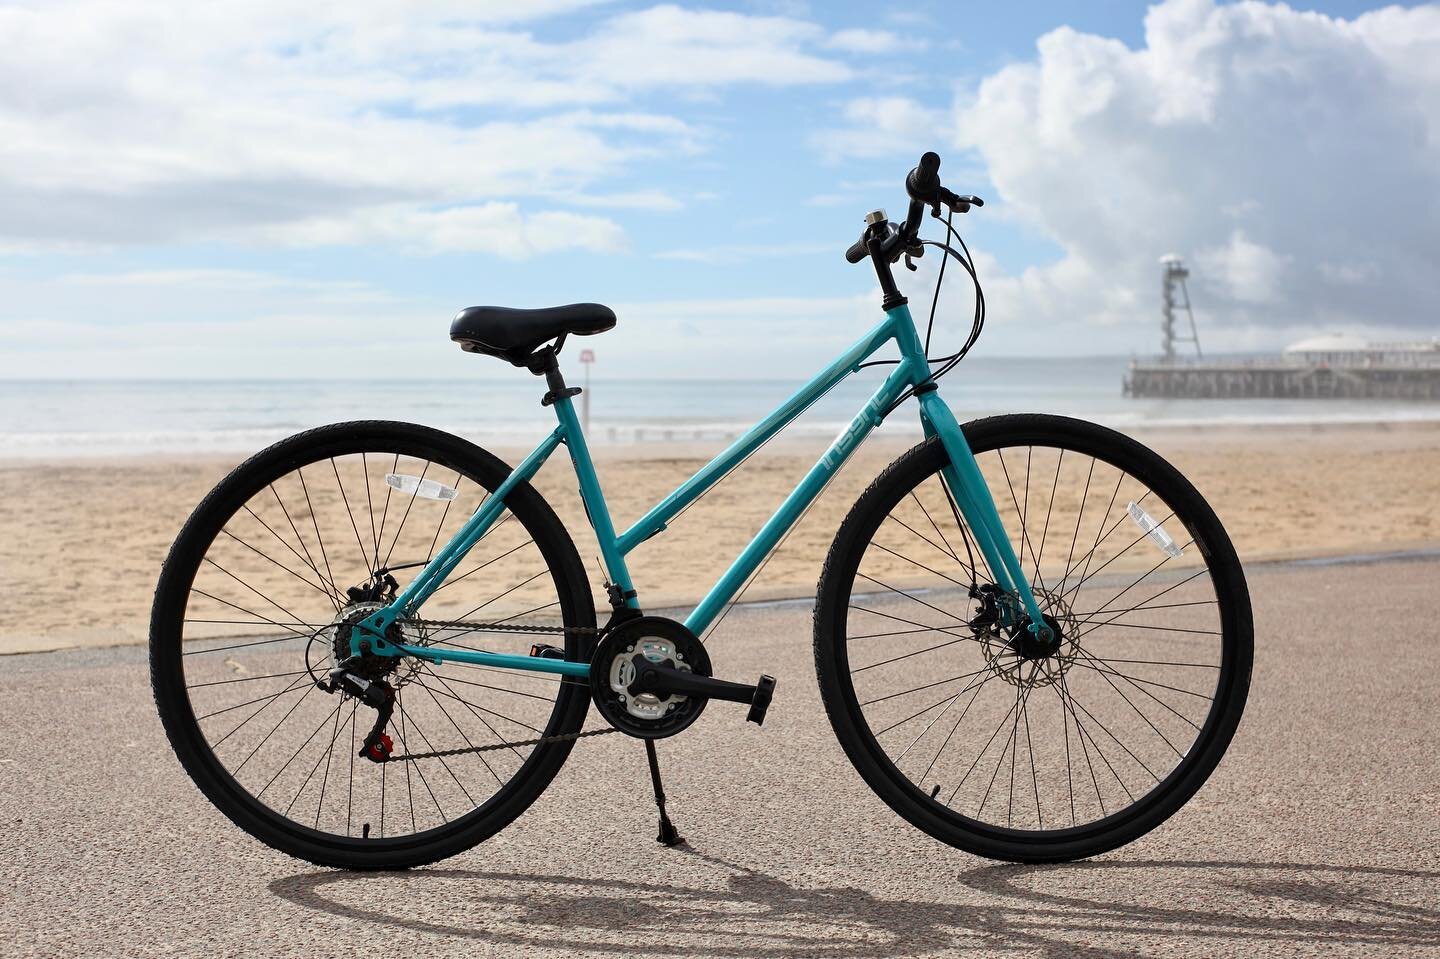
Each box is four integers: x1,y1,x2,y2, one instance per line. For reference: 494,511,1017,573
379,617,615,763
383,725,619,762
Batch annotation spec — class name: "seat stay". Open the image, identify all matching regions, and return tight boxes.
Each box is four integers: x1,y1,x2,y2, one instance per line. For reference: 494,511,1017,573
345,428,565,658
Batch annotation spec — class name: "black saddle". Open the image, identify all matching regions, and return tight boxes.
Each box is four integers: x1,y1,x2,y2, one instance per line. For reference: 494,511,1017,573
450,303,616,366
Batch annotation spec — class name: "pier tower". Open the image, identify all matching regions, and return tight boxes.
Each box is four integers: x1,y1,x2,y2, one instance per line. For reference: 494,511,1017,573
1160,255,1202,362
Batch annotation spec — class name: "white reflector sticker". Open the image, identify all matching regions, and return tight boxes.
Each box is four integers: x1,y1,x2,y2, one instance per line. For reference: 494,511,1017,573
1128,501,1183,558
385,474,458,501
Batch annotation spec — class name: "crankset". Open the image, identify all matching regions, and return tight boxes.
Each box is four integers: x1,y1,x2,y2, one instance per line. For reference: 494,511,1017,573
588,616,775,739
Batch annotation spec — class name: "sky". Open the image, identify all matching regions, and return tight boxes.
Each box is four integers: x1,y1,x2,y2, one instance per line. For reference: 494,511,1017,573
1,0,1438,379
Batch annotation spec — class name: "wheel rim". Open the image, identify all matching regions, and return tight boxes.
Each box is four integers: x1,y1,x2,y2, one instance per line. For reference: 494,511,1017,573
836,431,1241,839
159,435,584,845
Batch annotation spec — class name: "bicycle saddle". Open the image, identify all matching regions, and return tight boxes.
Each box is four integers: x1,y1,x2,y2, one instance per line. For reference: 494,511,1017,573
450,303,616,366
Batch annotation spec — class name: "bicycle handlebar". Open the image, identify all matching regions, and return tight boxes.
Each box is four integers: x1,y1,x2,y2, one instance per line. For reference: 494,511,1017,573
906,151,942,199
845,151,983,265
845,234,873,264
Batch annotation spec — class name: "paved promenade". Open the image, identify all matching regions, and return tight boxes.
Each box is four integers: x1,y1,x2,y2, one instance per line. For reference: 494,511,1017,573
2,558,1437,958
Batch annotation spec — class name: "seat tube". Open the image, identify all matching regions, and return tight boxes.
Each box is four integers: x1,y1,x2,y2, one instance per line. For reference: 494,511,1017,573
551,393,639,608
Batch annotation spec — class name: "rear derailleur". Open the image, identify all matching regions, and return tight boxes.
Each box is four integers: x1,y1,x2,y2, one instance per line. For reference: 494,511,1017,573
324,664,396,763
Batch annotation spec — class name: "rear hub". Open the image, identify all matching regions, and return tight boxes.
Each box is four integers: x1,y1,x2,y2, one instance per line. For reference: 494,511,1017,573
329,602,421,684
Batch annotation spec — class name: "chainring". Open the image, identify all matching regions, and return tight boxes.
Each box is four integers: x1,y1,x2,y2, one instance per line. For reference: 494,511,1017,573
589,616,711,739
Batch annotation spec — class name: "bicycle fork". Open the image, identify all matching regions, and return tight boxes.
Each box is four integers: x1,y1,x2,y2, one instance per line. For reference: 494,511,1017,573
916,391,1052,639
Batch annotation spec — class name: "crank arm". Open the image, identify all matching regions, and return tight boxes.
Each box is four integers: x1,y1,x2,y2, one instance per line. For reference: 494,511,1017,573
628,660,777,725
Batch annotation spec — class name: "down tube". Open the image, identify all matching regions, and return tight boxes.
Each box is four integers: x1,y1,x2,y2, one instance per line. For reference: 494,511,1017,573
684,362,917,636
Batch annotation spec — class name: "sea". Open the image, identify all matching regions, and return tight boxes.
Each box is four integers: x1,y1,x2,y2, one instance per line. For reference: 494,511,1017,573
5,356,1439,459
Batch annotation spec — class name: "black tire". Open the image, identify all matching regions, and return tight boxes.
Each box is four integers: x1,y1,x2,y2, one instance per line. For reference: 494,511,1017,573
151,422,594,869
814,414,1252,863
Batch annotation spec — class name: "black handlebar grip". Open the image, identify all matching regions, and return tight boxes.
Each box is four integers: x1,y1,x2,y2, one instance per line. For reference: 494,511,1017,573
907,151,941,197
845,237,869,263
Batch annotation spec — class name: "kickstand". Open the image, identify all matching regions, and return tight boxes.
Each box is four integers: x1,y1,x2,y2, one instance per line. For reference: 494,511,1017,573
644,739,684,847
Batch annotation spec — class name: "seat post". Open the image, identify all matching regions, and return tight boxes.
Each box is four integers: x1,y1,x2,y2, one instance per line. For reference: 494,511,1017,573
527,345,582,408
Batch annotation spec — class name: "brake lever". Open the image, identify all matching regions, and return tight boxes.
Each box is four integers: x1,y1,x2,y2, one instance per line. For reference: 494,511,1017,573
938,188,985,213
903,241,923,272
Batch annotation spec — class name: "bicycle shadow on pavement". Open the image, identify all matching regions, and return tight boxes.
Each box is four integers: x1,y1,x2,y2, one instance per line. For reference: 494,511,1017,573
268,849,1440,958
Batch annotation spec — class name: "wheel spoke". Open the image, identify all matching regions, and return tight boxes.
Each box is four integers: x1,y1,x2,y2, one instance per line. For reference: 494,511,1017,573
428,533,529,597
327,457,372,577
238,504,343,609
423,470,465,563
854,573,971,626
296,467,340,604
869,542,974,591
268,483,343,607
419,664,530,766
995,449,1048,595
380,460,431,572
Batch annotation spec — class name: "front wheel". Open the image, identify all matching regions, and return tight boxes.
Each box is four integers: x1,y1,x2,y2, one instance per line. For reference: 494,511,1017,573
814,414,1252,862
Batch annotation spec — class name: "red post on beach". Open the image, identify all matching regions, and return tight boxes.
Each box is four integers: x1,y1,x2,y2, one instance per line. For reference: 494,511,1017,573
579,349,595,438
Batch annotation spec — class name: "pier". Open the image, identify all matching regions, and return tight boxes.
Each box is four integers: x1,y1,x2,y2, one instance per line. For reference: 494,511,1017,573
1124,257,1440,400
1124,360,1440,399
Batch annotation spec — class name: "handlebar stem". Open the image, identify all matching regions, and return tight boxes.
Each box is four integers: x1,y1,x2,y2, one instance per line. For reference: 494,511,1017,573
864,220,907,310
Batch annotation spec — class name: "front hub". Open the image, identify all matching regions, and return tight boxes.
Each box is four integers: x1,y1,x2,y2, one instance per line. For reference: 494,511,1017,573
1011,613,1064,660
975,588,1080,689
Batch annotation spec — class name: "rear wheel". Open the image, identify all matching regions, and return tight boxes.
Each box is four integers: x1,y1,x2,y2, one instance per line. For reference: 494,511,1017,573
151,421,594,869
814,414,1251,862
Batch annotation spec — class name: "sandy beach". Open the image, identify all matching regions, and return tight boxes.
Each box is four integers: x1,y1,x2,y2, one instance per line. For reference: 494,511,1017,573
2,420,1438,654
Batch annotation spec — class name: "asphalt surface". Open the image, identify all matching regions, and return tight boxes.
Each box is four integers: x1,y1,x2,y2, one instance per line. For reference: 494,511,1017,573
2,557,1438,958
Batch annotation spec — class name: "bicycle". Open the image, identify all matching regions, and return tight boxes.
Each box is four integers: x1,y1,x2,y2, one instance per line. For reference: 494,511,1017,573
151,152,1252,869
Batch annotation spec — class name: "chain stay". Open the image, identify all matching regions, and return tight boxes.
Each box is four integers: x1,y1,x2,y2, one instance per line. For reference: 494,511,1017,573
412,618,602,636
375,616,609,762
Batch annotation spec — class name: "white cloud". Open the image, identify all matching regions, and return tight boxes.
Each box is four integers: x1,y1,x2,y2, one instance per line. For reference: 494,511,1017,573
941,0,1440,351
826,28,906,54
1194,230,1289,305
813,96,947,159
255,203,627,256
0,261,878,378
58,268,394,302
576,5,850,92
561,190,686,212
0,2,850,255
653,242,832,263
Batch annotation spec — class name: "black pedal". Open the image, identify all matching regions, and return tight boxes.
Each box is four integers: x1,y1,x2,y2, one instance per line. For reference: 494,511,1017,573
529,643,565,660
746,674,776,726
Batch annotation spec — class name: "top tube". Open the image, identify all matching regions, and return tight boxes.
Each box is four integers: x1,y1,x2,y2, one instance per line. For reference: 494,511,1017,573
613,308,923,555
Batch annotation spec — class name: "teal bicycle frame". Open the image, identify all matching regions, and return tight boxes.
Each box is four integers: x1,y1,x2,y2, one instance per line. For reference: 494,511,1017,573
350,302,1048,677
